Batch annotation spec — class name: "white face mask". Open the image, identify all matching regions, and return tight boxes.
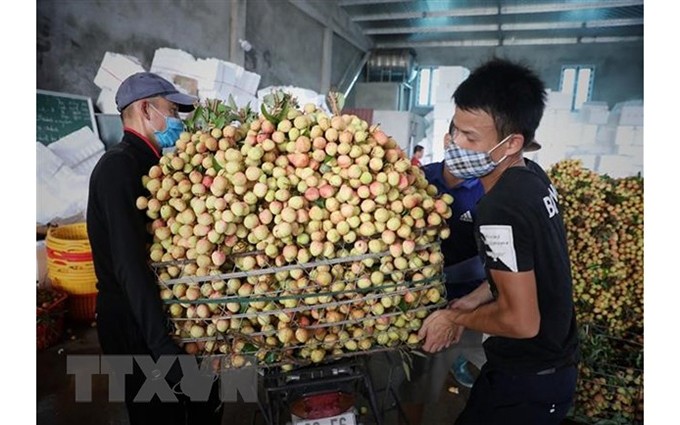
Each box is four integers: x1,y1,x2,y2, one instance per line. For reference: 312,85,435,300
444,134,512,179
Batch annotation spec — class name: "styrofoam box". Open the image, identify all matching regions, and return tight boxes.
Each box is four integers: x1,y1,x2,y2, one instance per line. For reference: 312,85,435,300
47,127,105,174
37,240,49,288
433,102,455,120
96,88,118,115
598,154,642,178
608,101,643,126
616,145,643,164
614,126,643,146
595,125,617,146
434,66,470,103
94,52,146,91
195,58,241,91
238,70,261,95
546,90,573,110
578,101,610,125
617,105,643,126
580,124,599,145
432,120,450,162
150,48,200,80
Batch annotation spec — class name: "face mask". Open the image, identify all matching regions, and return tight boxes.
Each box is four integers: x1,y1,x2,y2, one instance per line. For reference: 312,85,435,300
444,134,512,179
150,104,184,148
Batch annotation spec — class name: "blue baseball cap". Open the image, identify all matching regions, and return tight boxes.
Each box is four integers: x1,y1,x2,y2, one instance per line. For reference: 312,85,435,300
115,72,197,113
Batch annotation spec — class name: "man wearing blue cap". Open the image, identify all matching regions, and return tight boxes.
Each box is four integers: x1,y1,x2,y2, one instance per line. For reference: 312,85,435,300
87,73,222,424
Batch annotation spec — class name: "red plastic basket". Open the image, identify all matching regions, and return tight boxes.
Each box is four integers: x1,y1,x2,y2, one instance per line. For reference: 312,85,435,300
66,292,97,321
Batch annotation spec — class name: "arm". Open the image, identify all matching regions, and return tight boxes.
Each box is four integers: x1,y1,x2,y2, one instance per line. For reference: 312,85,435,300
98,155,182,358
448,281,493,311
451,269,540,338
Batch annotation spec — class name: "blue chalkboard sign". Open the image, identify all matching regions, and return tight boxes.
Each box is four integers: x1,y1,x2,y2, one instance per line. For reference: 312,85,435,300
37,90,99,145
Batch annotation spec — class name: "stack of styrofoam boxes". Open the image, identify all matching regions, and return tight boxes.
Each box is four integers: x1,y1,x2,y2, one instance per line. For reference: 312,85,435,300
257,86,329,115
93,52,146,113
418,110,435,165
430,66,469,162
534,90,578,169
599,101,643,178
150,48,201,98
196,57,261,109
567,102,614,171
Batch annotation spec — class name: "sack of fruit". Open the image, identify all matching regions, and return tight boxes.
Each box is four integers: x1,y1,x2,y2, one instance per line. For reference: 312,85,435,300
37,287,68,350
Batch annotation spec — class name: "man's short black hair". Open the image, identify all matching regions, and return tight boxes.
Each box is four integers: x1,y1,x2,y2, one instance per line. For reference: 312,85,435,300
414,145,424,154
453,58,546,148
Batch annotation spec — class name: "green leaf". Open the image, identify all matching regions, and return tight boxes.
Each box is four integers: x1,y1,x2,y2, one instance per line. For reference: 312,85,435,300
212,157,223,171
227,95,238,110
261,103,278,124
242,343,258,355
264,351,277,364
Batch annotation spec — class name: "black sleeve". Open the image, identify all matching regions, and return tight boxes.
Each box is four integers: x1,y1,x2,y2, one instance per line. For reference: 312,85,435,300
97,154,182,359
477,197,534,273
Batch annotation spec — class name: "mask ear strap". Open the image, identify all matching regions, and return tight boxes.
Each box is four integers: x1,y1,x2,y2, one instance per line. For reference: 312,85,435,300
489,133,513,154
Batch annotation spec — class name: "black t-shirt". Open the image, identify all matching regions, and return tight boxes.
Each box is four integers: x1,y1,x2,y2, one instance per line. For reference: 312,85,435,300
475,162,579,373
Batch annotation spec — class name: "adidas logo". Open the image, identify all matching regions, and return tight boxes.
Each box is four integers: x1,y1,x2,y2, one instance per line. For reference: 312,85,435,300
460,210,473,222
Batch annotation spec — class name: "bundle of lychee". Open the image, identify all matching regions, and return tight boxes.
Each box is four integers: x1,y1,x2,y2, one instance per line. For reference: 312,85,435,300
547,159,643,335
547,159,643,422
136,94,452,368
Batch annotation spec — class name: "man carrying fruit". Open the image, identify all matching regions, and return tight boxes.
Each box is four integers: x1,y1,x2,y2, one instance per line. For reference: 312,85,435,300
418,58,580,425
87,72,222,425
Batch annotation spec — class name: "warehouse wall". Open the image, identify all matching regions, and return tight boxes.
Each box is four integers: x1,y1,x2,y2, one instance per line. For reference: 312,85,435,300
37,0,365,103
37,0,233,101
414,41,643,108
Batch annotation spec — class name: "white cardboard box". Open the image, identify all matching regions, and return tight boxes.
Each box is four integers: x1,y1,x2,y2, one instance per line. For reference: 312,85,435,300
434,66,470,103
616,145,643,164
151,48,199,79
433,102,455,120
96,88,118,114
609,101,643,126
238,70,262,95
614,126,643,146
578,101,610,125
94,52,145,91
598,154,642,178
546,90,573,110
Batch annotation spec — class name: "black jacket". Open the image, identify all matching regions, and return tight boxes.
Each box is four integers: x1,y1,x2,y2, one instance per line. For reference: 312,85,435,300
87,130,182,359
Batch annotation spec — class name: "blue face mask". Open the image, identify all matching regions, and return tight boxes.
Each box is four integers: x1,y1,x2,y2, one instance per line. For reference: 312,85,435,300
150,104,184,148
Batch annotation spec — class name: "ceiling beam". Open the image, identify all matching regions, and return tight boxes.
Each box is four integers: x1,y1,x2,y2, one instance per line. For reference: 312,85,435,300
502,18,643,31
364,18,642,35
375,39,500,48
339,0,414,5
365,24,498,35
352,7,497,22
351,0,643,22
501,0,643,14
580,35,644,43
375,35,643,49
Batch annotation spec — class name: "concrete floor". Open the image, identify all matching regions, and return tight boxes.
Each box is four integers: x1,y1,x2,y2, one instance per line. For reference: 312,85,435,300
37,320,472,425
37,321,579,425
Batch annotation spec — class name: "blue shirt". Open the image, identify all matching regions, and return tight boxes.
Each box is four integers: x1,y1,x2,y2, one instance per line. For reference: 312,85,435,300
423,161,485,297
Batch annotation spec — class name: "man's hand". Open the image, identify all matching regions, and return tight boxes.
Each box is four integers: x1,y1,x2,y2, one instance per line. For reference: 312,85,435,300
417,309,464,353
